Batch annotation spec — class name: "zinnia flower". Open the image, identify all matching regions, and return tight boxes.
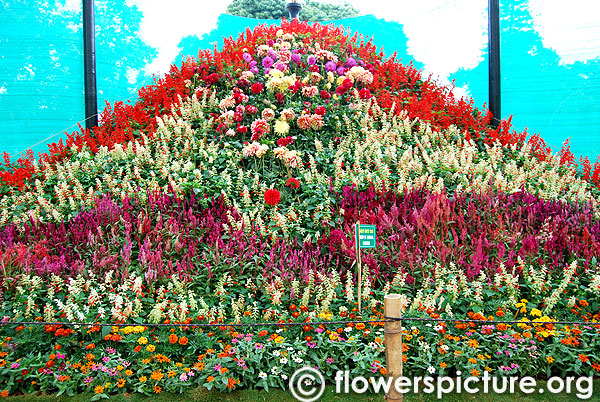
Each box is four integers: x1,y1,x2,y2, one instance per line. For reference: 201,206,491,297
264,189,281,206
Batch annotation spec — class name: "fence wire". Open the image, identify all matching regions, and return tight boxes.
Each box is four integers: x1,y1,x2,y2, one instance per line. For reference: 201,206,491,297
0,316,595,329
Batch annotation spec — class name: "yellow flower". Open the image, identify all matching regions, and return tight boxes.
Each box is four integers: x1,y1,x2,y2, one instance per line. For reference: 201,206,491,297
546,356,555,363
274,120,290,135
139,376,147,383
485,366,492,372
146,344,156,353
117,365,124,371
329,333,339,341
125,369,133,376
94,385,104,394
117,378,126,388
138,337,148,345
142,358,150,364
530,308,542,317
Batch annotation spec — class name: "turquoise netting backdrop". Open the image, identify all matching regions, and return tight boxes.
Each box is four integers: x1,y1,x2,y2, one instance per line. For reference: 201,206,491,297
1,2,598,160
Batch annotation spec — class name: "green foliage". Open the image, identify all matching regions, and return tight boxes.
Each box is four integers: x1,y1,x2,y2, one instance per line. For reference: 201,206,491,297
225,0,360,21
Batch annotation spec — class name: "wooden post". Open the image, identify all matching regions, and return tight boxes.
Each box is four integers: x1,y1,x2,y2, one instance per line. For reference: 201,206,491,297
355,222,362,313
384,294,403,401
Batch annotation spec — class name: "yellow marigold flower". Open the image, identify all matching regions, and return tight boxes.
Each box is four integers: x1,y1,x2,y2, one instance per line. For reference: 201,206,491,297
530,308,542,317
138,337,148,345
117,365,124,371
146,344,156,353
485,366,492,372
329,333,339,341
142,359,150,364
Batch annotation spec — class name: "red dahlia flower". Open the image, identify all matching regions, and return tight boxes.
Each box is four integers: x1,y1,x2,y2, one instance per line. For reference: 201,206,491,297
251,82,264,94
286,178,300,189
264,189,281,206
315,106,326,116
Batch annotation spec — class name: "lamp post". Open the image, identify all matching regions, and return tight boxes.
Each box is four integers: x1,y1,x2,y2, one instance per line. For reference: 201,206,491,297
286,0,302,20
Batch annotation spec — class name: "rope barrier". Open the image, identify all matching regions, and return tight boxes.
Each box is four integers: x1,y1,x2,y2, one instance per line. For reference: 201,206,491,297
0,316,595,329
9,113,100,159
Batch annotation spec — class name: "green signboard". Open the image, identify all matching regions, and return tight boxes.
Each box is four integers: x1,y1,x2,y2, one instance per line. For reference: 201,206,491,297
356,224,376,249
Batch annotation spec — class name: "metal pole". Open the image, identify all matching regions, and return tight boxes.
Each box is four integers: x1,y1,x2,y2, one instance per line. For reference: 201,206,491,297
83,0,98,129
488,0,501,129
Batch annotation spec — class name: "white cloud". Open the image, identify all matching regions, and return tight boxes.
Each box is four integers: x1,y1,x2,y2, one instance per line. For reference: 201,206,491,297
341,0,488,81
127,0,230,75
527,0,600,64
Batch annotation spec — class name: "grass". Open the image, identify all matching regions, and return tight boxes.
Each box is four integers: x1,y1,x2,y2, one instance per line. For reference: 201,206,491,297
6,381,600,402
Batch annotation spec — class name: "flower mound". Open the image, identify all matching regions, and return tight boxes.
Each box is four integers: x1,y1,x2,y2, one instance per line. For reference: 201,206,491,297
0,20,599,399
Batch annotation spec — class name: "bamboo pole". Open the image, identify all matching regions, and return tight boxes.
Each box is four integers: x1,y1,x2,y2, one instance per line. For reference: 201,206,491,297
384,294,403,401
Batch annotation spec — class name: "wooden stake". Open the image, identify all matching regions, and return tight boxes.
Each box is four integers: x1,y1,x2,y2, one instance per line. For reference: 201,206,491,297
356,222,362,313
384,294,403,402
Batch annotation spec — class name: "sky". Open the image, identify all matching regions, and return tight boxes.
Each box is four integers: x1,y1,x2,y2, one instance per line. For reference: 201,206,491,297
124,0,600,86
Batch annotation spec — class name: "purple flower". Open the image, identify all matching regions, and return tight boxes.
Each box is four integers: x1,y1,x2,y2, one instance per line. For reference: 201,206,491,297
307,55,317,65
346,57,357,68
336,66,345,76
243,52,253,62
291,53,301,64
250,67,259,75
106,348,115,354
84,377,94,384
262,56,274,69
249,60,258,68
325,61,337,72
213,364,222,371
268,49,278,60
180,373,188,381
102,356,110,363
326,358,334,364
10,362,19,369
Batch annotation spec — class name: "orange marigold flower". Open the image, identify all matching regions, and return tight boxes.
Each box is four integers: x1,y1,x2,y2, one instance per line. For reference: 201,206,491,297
470,369,480,377
146,344,156,353
220,367,229,374
178,337,188,346
355,323,366,331
579,354,590,363
468,358,477,364
440,362,447,368
153,385,162,394
151,370,164,381
117,378,126,388
86,343,95,350
468,339,479,348
169,334,178,344
580,300,589,307
94,385,104,394
0,390,8,397
134,345,142,353
207,376,215,383
139,376,147,383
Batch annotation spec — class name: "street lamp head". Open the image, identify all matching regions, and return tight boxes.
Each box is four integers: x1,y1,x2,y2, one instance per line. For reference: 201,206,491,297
285,0,303,20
